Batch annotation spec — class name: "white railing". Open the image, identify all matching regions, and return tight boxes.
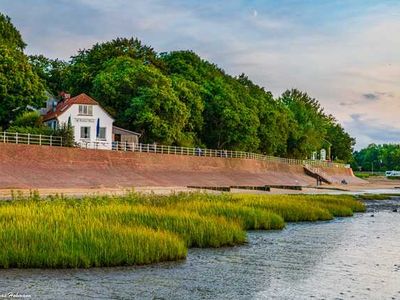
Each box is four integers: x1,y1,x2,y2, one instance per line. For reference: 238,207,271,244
0,131,347,169
78,141,346,169
0,131,63,147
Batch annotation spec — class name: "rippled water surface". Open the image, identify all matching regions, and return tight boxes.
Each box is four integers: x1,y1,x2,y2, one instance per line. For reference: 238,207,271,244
0,201,399,300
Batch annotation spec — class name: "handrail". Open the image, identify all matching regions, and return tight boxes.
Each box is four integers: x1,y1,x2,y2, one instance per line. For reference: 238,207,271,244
0,131,347,168
0,131,63,147
103,141,345,168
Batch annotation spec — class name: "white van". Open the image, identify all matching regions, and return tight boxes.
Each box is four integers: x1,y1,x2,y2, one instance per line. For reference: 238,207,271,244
385,170,400,177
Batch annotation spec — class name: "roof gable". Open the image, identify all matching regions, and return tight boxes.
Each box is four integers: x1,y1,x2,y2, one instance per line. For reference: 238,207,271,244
43,93,113,121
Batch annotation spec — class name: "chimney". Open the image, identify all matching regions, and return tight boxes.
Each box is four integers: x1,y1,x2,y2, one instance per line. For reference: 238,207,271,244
60,91,71,102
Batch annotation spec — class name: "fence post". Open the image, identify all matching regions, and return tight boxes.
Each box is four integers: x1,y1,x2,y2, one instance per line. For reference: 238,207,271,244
27,133,30,145
39,134,42,146
3,132,5,143
15,132,18,144
50,135,52,146
60,136,63,147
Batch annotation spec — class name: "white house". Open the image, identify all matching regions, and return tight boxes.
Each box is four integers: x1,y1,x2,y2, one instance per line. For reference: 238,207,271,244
42,93,115,150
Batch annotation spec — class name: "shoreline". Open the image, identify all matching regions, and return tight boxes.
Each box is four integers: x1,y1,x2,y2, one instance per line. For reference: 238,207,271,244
1,176,400,200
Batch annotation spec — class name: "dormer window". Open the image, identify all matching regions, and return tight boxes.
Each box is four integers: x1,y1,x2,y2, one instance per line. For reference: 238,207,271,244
78,105,93,116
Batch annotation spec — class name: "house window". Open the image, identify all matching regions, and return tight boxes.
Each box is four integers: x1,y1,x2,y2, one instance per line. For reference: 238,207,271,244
98,127,106,140
78,105,93,116
80,126,91,139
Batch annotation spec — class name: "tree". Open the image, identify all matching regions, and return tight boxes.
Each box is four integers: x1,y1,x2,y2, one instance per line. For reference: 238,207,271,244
352,144,400,172
29,55,69,95
325,119,355,162
0,14,46,129
93,57,189,145
0,13,25,50
280,89,327,158
0,46,46,128
201,77,260,151
66,37,162,95
237,74,290,155
7,111,53,135
170,75,204,146
56,123,74,147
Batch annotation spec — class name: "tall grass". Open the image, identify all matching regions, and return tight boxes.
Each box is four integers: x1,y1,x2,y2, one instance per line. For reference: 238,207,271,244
0,203,187,268
172,200,285,230
0,192,366,268
231,194,366,220
92,204,246,247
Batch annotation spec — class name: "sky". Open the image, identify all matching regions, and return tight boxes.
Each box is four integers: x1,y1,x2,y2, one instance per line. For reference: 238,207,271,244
0,0,399,149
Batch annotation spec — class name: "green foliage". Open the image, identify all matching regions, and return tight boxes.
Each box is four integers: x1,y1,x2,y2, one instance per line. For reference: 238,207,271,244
325,116,355,161
0,47,46,129
237,74,290,155
0,14,46,129
0,13,25,50
56,123,74,147
201,76,260,151
67,37,161,95
280,89,327,158
356,194,393,200
352,143,400,172
7,111,73,145
29,55,69,95
7,111,53,135
11,111,43,127
93,57,189,144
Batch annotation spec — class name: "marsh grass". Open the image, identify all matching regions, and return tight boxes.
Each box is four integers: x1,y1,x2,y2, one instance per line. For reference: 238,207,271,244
356,194,398,201
0,192,365,268
92,204,246,247
0,203,187,268
231,194,366,221
172,201,285,230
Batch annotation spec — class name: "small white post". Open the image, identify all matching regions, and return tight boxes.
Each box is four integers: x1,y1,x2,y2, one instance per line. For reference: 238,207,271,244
15,132,18,144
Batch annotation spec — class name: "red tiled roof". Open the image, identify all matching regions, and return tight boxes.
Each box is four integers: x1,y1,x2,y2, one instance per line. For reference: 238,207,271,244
42,93,99,121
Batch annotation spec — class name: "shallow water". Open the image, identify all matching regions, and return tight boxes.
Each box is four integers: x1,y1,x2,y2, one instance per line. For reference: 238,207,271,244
0,201,399,300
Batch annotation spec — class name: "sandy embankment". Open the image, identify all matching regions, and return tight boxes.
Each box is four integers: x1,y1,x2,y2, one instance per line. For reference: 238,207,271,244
0,176,399,200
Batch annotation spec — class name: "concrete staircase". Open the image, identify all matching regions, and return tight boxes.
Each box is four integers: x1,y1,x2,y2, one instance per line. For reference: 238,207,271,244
303,164,334,184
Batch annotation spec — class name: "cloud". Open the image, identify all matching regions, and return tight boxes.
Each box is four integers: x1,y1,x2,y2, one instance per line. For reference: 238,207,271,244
362,93,379,101
346,113,400,147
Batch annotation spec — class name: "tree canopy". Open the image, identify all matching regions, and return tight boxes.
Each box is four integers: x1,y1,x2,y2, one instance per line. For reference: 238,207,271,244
0,13,25,50
0,13,46,129
352,144,400,172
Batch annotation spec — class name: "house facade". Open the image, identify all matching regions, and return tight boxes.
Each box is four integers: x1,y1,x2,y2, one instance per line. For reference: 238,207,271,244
42,93,115,150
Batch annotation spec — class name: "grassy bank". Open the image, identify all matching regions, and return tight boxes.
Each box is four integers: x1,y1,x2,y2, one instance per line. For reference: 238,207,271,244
356,193,400,200
0,192,365,268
